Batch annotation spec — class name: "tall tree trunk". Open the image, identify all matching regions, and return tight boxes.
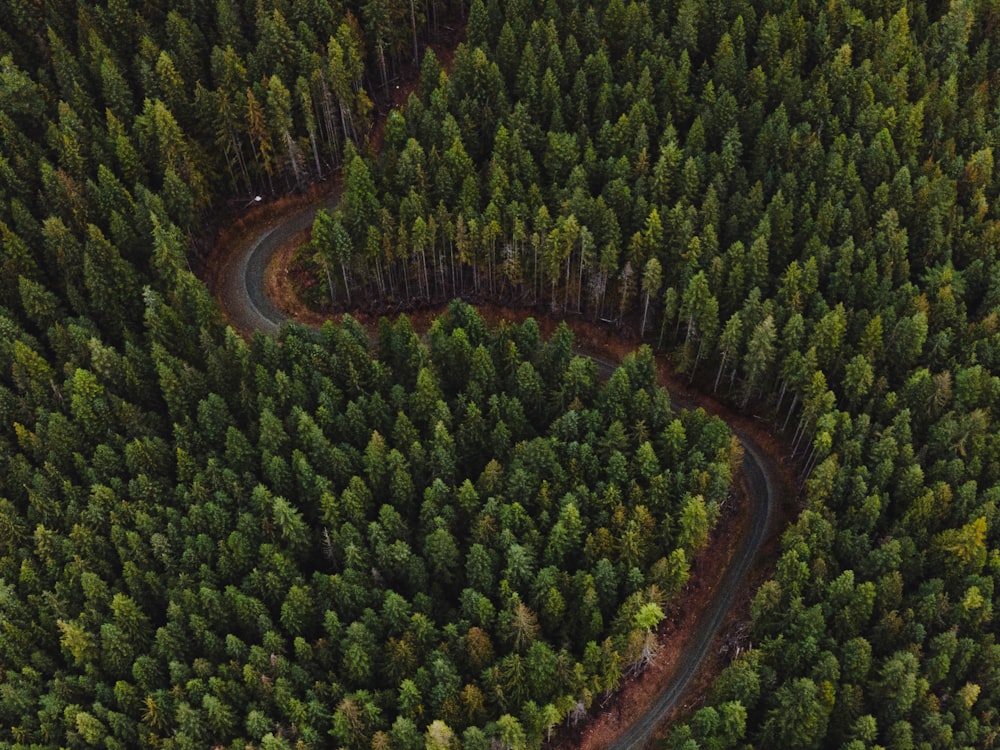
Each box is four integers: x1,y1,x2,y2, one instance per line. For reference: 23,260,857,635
420,248,429,298
309,128,322,178
792,415,809,453
774,379,787,419
564,252,571,312
741,378,756,410
690,339,705,383
641,292,651,339
338,100,352,143
322,260,336,307
374,256,386,299
714,352,728,392
341,262,351,305
439,244,446,299
228,130,253,194
601,277,608,322
410,0,420,64
377,41,389,93
449,238,456,296
319,82,340,161
533,242,539,305
781,392,799,432
285,131,303,189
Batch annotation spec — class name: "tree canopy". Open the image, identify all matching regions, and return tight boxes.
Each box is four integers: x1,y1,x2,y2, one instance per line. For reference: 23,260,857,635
0,0,999,747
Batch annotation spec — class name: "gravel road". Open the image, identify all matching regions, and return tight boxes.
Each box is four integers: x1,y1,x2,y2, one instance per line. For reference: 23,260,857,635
217,212,781,750
215,197,336,335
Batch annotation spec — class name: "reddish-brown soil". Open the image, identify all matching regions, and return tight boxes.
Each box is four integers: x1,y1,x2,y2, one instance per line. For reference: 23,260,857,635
264,226,333,330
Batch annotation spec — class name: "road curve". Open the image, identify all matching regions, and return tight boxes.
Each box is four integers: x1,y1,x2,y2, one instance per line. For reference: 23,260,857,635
606,428,774,750
214,196,337,335
214,213,781,750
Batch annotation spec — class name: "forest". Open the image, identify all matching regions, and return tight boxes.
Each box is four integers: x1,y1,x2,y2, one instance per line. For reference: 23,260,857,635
0,0,998,747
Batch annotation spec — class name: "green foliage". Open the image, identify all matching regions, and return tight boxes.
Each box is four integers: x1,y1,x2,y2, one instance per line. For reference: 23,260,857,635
0,258,731,750
3,0,1000,746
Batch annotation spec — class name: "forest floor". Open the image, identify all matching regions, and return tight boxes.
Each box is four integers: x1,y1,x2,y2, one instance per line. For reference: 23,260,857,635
205,207,800,747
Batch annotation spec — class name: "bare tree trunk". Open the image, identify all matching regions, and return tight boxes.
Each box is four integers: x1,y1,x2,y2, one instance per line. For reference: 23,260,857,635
781,392,799,433
533,243,539,304
420,248,430,298
690,339,705,383
339,100,353,144
341,262,351,305
377,41,389,93
801,443,821,480
774,378,787,417
374,256,386,299
488,239,494,296
792,416,809,454
439,244,446,299
564,253,571,312
323,261,336,307
714,352,728,392
410,0,420,64
319,82,340,161
450,238,456,296
223,151,239,191
285,131,303,189
309,129,322,178
228,131,253,195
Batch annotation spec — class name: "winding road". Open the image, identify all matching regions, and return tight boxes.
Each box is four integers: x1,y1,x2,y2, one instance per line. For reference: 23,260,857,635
210,198,782,749
214,196,338,335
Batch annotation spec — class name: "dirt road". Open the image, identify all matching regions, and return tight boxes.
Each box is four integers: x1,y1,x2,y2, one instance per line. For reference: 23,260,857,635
212,194,337,335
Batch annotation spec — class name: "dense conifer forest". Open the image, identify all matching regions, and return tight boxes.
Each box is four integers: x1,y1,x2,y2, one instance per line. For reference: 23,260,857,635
0,0,999,747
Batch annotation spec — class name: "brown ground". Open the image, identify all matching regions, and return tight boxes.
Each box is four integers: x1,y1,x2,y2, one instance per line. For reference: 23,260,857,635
265,226,333,329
